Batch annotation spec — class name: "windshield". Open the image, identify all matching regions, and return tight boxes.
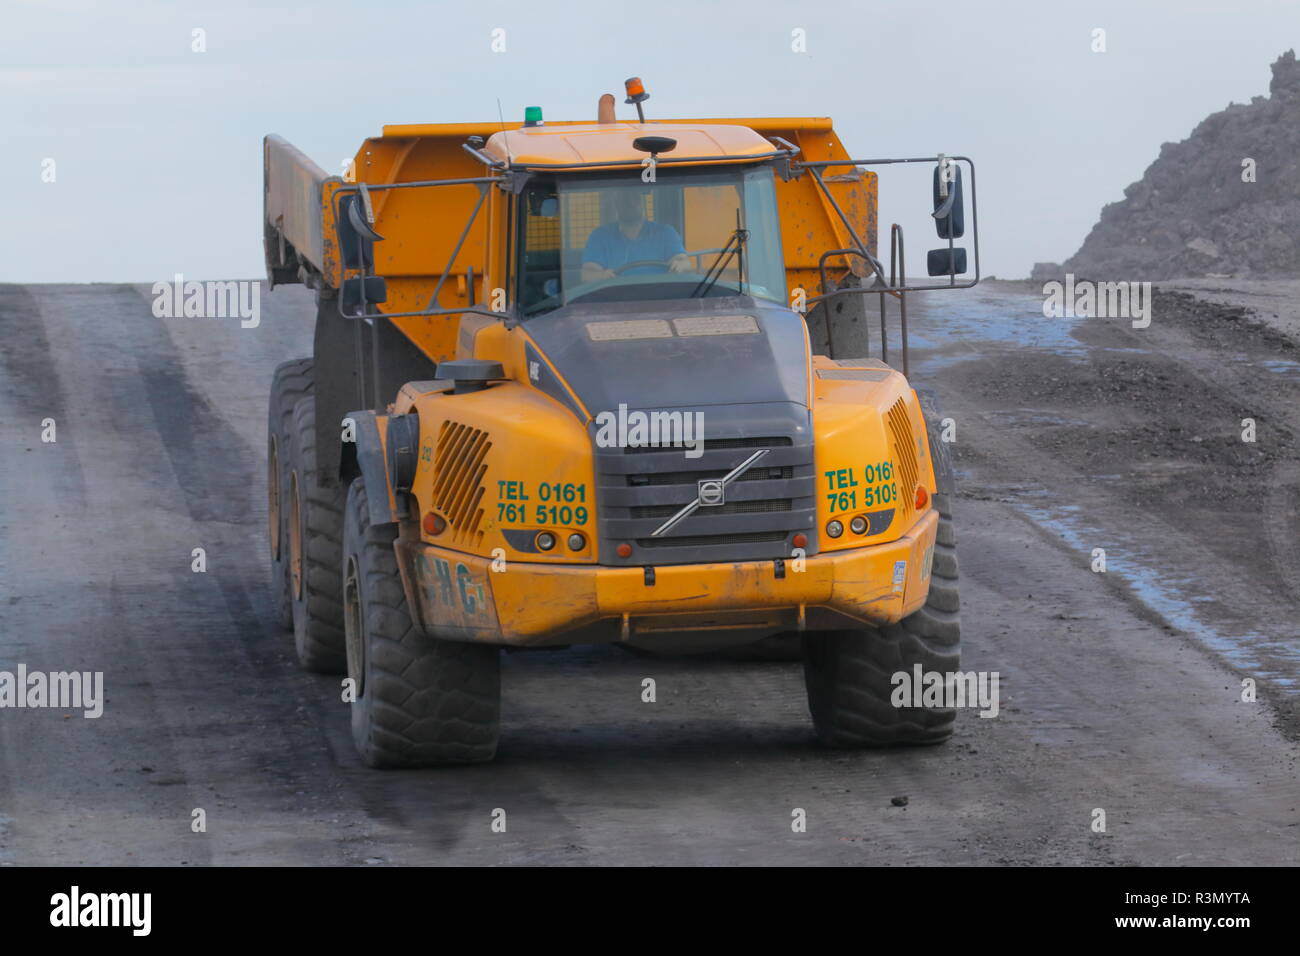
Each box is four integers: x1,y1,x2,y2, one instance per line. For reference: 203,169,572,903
516,164,786,317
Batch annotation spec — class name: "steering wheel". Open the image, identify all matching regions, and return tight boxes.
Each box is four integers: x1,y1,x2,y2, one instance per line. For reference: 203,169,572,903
612,258,673,275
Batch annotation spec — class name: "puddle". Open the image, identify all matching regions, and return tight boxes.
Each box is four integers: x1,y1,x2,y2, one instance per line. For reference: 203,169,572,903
1017,497,1300,694
907,289,1094,372
1256,359,1300,377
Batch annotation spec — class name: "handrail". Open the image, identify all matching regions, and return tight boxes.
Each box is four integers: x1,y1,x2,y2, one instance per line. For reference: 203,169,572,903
888,224,908,377
804,225,909,374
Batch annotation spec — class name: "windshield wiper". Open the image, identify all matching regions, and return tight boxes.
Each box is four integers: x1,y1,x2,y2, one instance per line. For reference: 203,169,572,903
692,219,748,298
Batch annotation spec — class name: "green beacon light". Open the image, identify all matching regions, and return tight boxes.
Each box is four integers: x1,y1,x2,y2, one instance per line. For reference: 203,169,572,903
523,106,543,128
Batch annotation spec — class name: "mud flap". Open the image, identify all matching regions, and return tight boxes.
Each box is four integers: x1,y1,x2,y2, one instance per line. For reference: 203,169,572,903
347,410,397,527
312,294,436,486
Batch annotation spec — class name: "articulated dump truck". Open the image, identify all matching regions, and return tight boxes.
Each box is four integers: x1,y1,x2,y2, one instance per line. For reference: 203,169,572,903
263,80,980,766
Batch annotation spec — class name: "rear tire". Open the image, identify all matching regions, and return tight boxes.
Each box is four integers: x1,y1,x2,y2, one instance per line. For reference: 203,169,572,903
287,396,347,674
343,477,501,767
801,388,961,746
267,358,314,630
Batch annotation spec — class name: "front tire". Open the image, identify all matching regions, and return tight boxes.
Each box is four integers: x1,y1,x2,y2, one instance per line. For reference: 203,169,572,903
343,477,501,767
801,388,961,746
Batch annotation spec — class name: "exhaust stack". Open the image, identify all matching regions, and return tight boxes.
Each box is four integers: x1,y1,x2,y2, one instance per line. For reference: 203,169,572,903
597,93,616,124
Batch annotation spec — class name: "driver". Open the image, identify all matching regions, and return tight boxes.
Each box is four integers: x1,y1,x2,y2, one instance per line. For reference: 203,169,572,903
581,190,691,282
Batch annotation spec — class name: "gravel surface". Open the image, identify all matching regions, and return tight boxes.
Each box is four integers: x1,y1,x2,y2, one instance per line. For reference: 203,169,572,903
0,279,1296,865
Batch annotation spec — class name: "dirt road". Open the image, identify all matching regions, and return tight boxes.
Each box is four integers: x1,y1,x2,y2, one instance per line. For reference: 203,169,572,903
0,279,1296,865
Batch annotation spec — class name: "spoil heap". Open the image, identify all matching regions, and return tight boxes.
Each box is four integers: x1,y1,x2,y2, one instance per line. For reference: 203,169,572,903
1033,50,1300,281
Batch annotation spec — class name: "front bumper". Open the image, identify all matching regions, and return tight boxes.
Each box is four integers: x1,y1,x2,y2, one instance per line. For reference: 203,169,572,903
394,509,938,646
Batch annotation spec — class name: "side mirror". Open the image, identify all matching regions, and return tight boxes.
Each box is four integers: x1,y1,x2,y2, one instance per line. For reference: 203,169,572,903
932,162,965,239
338,187,384,271
341,276,387,314
927,248,968,277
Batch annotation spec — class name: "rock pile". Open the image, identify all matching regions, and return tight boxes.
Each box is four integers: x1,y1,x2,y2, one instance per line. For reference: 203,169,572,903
1033,50,1300,281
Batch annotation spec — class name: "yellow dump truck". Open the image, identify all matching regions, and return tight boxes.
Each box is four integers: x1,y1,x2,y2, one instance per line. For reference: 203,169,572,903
263,80,979,766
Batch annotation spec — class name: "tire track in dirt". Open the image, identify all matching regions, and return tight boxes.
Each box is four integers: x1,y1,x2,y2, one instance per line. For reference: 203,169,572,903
0,284,86,507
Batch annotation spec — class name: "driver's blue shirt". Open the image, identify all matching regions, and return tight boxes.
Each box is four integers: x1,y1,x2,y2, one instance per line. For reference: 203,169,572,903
582,221,685,274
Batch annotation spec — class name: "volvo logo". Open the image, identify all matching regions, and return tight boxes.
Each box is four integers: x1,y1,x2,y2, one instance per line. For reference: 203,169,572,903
651,449,770,537
698,479,725,506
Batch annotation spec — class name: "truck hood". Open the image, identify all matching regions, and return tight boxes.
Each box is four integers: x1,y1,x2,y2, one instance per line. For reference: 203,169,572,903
520,295,810,418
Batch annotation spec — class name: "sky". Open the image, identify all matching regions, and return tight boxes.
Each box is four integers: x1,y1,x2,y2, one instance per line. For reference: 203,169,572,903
1,0,1297,282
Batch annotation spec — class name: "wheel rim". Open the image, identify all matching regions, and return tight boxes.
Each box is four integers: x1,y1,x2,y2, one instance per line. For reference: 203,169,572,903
268,436,281,560
343,554,365,697
288,471,303,600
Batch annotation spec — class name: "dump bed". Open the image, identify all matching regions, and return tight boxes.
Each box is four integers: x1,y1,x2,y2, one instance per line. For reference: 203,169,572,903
263,135,333,288
264,117,876,364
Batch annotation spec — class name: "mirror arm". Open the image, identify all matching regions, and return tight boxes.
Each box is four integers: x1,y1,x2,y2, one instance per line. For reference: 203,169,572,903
931,187,957,221
462,142,505,169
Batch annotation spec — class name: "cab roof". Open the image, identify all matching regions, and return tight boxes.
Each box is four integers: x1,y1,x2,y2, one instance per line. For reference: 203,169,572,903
481,121,779,169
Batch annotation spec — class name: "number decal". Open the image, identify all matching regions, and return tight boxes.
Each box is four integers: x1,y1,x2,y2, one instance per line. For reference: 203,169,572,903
495,482,590,525
825,461,900,514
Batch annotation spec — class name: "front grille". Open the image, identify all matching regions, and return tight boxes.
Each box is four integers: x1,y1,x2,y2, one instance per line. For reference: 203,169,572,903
593,414,817,566
623,436,792,454
631,499,792,519
628,465,793,486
